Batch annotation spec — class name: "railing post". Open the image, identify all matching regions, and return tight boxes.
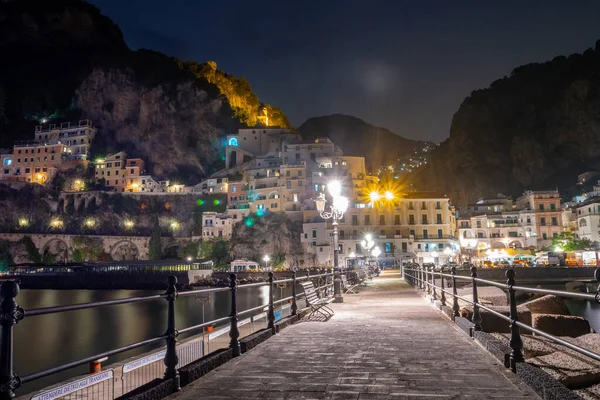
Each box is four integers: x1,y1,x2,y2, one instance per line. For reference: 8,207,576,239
471,267,482,332
291,271,298,315
164,276,180,391
267,272,275,334
333,270,343,303
420,265,424,290
507,269,524,372
451,266,460,317
440,267,446,306
431,266,437,301
426,266,431,295
229,273,241,357
0,281,23,400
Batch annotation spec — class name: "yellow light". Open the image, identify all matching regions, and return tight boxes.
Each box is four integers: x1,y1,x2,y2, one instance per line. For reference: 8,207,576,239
18,218,28,227
84,218,95,227
384,191,394,200
170,220,180,230
369,192,380,202
37,174,42,179
124,220,134,229
75,180,81,185
132,183,139,188
50,218,63,228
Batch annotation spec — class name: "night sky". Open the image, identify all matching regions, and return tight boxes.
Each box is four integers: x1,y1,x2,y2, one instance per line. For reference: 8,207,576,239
89,0,600,142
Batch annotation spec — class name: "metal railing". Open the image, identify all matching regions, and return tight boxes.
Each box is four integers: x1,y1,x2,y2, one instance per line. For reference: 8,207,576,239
0,270,338,399
402,264,600,373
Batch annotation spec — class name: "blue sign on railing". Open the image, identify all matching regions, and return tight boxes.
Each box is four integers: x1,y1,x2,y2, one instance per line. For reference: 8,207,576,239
274,310,282,322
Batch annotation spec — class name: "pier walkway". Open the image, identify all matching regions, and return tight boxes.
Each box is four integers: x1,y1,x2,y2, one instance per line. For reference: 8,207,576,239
168,271,538,400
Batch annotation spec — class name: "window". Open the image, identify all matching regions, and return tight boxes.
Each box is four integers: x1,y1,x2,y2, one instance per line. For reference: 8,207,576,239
3,169,7,175
25,168,30,173
476,220,481,228
550,203,556,211
551,217,557,226
553,233,558,238
34,168,40,173
543,233,547,240
130,169,134,174
436,214,442,224
540,217,546,226
379,215,385,225
423,229,428,239
352,215,358,225
421,201,426,209
286,170,290,177
409,202,414,210
232,186,237,193
438,229,443,238
107,171,111,176
436,201,441,209
312,229,317,238
365,215,371,225
409,215,415,225
417,244,421,250
51,155,54,160
580,219,587,227
477,232,484,238
115,170,119,175
339,230,344,237
2,159,11,166
410,229,415,237
539,204,544,211
24,158,27,163
287,181,291,189
395,215,400,225
298,180,302,187
298,170,303,177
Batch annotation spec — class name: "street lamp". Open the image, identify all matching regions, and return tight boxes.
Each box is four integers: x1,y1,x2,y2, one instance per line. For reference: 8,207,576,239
263,255,270,271
372,246,382,258
384,191,394,200
315,180,348,270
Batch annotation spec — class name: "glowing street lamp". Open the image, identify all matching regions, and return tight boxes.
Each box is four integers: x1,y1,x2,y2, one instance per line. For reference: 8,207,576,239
124,220,135,229
314,180,348,271
384,191,394,201
371,246,382,258
369,191,381,203
263,255,270,270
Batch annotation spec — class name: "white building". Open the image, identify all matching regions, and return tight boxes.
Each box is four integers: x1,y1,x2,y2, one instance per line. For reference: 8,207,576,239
300,222,331,266
202,212,235,239
34,120,96,160
575,198,600,245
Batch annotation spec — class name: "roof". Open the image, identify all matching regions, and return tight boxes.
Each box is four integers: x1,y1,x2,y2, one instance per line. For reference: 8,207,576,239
401,191,447,200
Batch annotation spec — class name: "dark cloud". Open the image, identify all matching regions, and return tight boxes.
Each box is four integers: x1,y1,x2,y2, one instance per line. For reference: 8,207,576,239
89,0,600,142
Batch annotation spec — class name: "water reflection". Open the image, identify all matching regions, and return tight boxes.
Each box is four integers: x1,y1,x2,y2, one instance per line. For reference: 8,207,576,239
15,285,286,395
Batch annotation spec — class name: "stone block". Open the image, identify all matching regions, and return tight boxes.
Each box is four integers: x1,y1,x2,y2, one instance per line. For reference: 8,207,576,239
462,305,531,334
572,333,600,354
532,314,591,337
521,294,571,315
179,348,233,387
528,351,600,389
457,285,508,306
492,332,565,358
240,327,273,353
576,383,600,400
115,378,174,400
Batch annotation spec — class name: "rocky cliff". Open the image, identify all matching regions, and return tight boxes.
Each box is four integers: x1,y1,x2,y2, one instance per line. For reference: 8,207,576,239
414,41,600,204
0,0,288,182
298,114,427,172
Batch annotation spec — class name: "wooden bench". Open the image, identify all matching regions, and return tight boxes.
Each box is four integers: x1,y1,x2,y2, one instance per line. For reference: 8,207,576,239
341,274,358,294
300,281,334,319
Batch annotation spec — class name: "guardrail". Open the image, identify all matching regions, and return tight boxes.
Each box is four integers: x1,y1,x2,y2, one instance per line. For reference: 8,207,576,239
401,264,600,373
0,270,339,399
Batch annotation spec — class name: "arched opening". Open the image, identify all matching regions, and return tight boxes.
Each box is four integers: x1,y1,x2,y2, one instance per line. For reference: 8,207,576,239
228,150,237,168
111,240,139,261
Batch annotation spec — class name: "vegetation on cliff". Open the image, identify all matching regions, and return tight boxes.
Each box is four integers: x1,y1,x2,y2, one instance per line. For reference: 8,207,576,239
414,40,600,204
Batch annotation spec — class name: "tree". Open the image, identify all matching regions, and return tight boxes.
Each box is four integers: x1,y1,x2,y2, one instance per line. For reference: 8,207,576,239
552,232,594,251
177,241,200,259
211,240,229,265
148,216,163,260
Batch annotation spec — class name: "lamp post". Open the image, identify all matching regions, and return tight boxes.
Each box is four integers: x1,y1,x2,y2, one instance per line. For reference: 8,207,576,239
315,181,349,270
263,255,270,271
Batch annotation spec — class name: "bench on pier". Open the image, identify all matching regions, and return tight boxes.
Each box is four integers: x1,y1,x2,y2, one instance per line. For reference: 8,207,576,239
341,274,359,294
300,281,334,319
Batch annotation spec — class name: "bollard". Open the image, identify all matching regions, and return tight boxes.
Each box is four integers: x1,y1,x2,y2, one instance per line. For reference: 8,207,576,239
451,266,460,317
0,281,23,400
333,270,343,303
229,273,241,357
267,272,275,334
164,276,180,391
291,271,298,315
439,267,446,306
431,266,437,301
507,269,524,372
471,267,482,332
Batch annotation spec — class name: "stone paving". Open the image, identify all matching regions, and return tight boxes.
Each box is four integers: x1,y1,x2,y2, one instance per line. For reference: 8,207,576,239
168,271,539,399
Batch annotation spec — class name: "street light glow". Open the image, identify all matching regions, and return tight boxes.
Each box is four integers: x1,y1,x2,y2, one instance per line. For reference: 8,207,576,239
333,196,349,213
372,246,382,258
369,192,380,202
327,180,342,198
384,191,394,200
263,255,270,262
